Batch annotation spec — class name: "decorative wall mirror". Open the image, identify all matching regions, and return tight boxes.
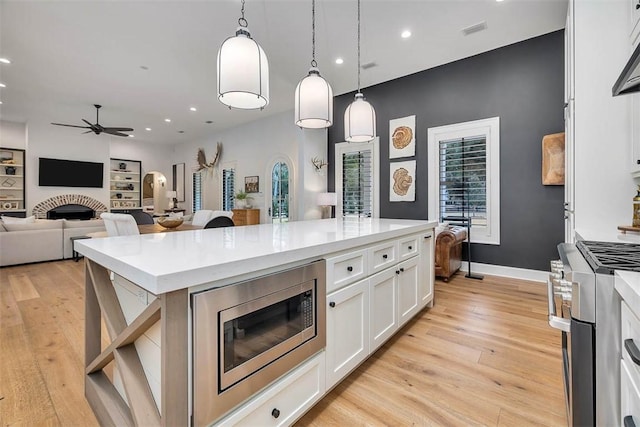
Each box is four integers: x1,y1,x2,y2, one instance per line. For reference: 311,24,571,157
142,171,167,214
173,163,185,202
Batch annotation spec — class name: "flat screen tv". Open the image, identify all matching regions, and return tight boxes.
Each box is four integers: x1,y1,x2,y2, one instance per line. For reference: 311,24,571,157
39,157,104,188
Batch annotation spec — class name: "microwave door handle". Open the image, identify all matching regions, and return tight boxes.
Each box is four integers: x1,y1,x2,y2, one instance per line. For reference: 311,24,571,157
548,279,571,332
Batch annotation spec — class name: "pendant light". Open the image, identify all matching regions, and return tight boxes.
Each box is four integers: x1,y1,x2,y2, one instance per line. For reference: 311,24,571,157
217,0,269,110
344,0,376,142
294,0,333,129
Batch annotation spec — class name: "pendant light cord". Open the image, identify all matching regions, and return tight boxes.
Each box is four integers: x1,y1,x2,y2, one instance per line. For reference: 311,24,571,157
357,0,361,93
238,0,247,28
311,0,317,67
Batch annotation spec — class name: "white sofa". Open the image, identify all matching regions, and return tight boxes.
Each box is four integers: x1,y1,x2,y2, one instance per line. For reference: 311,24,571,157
0,218,106,267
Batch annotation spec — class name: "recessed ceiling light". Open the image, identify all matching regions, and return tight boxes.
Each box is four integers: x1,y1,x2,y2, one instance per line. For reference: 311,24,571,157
335,58,344,65
0,101,3,104
128,135,135,138
145,127,151,131
496,0,505,2
190,107,197,112
0,83,5,88
0,58,10,64
165,118,171,123
401,30,411,39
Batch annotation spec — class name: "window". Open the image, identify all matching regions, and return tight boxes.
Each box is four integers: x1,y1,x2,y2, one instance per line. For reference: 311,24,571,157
222,167,235,211
193,172,202,212
428,117,500,245
271,162,290,223
335,138,380,218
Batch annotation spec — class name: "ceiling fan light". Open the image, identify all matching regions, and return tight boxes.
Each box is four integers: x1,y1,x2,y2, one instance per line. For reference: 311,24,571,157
217,27,269,110
345,93,376,143
295,68,333,129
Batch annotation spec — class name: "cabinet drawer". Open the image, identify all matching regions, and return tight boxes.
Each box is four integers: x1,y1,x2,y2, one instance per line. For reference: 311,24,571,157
623,302,640,383
368,241,398,274
398,235,419,260
326,249,368,292
218,353,325,426
621,358,640,427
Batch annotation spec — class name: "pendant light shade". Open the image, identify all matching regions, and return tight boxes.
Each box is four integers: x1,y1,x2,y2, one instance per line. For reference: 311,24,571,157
217,2,269,110
344,92,376,142
295,68,333,128
344,0,376,142
295,0,333,129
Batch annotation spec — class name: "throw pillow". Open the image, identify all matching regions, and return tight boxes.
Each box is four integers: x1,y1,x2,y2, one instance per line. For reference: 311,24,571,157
1,215,36,224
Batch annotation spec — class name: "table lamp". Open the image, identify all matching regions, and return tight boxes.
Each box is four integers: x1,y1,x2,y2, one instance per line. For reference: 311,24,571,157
166,190,177,209
317,192,337,219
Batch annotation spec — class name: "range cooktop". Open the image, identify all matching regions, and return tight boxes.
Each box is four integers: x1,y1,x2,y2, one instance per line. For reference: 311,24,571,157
577,240,640,275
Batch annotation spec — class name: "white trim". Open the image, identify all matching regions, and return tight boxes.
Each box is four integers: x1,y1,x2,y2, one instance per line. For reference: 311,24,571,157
334,138,380,218
458,262,547,283
427,117,500,245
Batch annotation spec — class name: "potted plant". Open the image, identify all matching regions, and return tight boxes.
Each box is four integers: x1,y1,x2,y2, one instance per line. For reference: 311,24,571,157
235,190,251,208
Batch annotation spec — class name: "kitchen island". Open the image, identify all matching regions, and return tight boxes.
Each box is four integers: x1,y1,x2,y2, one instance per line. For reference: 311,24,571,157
76,218,436,426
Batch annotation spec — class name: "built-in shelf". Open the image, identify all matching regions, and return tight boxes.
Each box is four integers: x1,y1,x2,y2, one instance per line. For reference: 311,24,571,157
110,158,142,211
0,148,26,217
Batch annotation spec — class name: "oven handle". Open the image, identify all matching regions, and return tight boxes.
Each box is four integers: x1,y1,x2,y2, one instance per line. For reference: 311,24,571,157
547,279,570,332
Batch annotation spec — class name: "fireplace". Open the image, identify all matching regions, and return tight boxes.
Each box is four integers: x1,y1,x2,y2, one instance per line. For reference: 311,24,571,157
47,204,95,220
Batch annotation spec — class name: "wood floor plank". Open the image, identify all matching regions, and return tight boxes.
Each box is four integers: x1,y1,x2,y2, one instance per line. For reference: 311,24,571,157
1,261,566,427
8,272,40,301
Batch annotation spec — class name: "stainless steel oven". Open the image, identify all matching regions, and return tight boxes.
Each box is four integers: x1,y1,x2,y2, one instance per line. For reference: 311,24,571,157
548,241,632,426
192,260,326,426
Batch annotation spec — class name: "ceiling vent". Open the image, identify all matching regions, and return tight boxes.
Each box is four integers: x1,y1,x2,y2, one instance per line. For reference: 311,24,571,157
462,21,488,36
361,61,378,70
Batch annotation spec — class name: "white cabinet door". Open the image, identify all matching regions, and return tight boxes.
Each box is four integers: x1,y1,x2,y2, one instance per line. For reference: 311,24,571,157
397,257,420,327
326,279,370,389
419,232,434,309
369,268,397,352
631,0,640,48
632,94,640,178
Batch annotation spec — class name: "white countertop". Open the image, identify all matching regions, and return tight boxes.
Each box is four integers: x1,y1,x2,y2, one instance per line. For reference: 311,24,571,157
76,218,436,295
615,271,640,312
576,229,640,244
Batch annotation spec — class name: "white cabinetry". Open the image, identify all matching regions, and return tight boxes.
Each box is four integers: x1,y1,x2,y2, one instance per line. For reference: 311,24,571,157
616,272,640,425
633,95,640,178
631,0,640,49
564,0,575,242
325,232,434,390
217,353,325,426
0,147,26,217
326,279,369,389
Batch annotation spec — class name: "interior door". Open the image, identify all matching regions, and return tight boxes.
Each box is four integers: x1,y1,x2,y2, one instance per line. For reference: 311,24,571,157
270,161,290,223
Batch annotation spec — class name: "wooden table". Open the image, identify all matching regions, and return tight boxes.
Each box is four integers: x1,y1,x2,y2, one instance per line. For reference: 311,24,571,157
138,223,201,234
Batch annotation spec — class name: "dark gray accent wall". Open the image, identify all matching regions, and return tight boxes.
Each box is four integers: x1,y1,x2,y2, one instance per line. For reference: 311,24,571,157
328,30,565,271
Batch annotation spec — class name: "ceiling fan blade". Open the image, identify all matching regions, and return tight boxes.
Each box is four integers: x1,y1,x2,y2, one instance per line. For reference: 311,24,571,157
82,130,93,134
51,122,92,129
103,127,134,132
103,129,131,137
82,119,95,127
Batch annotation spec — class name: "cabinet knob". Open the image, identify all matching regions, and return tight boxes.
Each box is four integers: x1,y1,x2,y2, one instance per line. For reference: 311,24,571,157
408,246,412,250
400,267,405,272
347,266,353,272
636,159,640,165
382,254,388,259
424,235,432,239
396,270,400,275
329,301,336,308
271,408,281,419
636,1,639,10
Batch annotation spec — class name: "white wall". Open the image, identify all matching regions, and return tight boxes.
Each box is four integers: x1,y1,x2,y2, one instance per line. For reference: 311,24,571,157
573,0,638,233
169,110,327,222
0,120,27,149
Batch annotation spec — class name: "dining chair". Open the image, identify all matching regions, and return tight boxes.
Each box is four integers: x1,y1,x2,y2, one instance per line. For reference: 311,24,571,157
212,210,234,219
130,210,154,225
100,213,140,236
204,216,235,229
192,210,215,227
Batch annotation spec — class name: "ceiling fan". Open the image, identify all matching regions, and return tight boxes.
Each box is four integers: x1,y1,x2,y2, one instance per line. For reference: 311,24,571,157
51,104,133,137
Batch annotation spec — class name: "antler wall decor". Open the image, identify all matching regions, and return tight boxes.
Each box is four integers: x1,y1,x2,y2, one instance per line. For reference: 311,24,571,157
311,156,328,172
197,142,222,172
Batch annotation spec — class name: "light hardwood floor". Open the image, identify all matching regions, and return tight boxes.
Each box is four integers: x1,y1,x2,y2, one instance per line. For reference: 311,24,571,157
0,260,566,426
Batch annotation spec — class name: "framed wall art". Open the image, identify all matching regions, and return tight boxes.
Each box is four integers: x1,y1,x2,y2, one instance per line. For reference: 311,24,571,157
542,132,565,185
245,176,259,193
389,115,416,159
390,160,416,202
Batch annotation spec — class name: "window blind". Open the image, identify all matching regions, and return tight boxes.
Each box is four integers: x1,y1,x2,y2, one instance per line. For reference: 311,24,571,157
222,168,235,211
342,149,373,217
192,172,202,212
438,136,487,226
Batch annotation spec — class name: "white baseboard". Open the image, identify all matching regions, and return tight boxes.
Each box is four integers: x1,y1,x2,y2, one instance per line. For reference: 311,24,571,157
459,262,547,283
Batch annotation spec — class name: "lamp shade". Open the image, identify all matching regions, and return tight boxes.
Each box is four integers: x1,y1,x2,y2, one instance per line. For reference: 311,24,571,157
344,93,376,142
166,191,177,199
317,192,337,206
294,68,333,129
217,27,269,110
